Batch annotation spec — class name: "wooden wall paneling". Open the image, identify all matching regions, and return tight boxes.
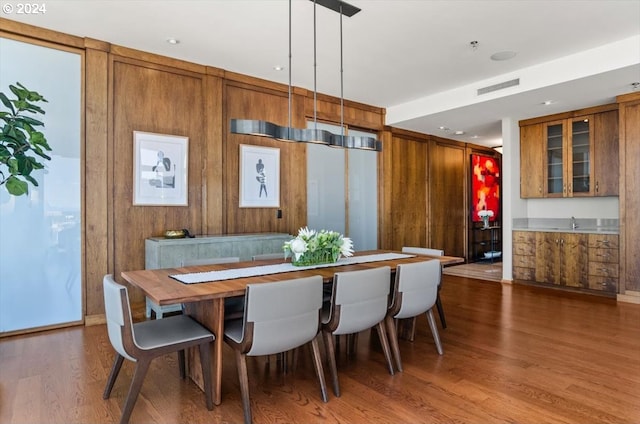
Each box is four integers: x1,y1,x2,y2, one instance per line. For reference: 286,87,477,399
111,58,206,303
429,138,467,258
303,92,385,130
202,72,224,235
387,132,429,250
617,92,640,293
224,83,307,235
84,42,110,318
377,130,392,249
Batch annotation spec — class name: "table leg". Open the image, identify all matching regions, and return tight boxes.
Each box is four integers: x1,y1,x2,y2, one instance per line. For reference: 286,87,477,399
185,298,225,405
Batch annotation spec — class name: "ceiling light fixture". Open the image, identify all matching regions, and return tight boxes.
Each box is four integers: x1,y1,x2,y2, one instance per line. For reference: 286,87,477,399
166,38,179,45
229,0,381,151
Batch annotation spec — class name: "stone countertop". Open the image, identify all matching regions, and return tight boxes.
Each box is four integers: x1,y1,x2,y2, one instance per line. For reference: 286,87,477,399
512,218,619,235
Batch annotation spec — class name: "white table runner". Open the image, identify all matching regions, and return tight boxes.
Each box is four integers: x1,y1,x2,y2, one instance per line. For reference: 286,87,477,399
170,252,415,284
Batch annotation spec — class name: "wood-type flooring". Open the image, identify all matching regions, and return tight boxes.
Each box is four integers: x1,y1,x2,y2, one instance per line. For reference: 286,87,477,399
1,275,638,424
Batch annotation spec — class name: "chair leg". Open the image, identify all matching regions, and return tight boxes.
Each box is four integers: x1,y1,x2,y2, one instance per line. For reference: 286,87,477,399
385,315,403,372
322,331,340,397
103,354,125,399
198,342,214,411
309,337,329,403
436,291,447,329
234,350,252,424
178,349,186,379
426,309,444,355
119,358,151,424
375,322,395,376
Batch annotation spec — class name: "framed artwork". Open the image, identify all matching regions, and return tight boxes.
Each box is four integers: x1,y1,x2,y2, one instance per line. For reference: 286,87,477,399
133,131,189,206
239,144,280,208
471,154,500,222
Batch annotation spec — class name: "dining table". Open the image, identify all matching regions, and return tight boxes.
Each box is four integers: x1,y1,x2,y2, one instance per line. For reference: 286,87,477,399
120,249,464,405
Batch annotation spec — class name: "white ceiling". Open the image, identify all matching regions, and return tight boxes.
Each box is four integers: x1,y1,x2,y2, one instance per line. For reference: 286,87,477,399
5,0,640,148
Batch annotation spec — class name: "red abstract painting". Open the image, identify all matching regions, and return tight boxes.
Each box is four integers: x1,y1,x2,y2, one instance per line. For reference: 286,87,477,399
471,154,500,222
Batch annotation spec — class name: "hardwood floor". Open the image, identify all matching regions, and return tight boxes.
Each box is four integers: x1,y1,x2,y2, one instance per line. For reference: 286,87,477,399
443,261,503,282
1,275,639,424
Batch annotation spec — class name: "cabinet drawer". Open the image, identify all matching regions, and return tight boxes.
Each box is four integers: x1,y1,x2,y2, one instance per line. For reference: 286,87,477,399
513,267,535,281
514,242,535,256
588,234,619,249
513,231,536,244
587,276,618,293
588,248,619,263
513,254,536,268
588,262,619,278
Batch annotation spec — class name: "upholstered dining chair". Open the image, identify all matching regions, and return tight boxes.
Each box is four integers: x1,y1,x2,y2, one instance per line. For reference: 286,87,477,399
385,260,444,372
401,246,447,329
145,256,240,319
321,266,395,397
102,275,215,424
223,275,328,424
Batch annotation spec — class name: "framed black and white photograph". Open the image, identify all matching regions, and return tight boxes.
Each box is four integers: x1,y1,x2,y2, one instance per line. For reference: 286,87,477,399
239,144,280,208
133,131,188,206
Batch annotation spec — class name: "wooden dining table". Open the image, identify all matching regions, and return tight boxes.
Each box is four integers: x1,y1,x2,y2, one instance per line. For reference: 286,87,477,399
121,249,463,405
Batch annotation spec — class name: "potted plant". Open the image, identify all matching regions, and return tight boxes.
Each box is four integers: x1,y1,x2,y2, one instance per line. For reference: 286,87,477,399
0,82,51,196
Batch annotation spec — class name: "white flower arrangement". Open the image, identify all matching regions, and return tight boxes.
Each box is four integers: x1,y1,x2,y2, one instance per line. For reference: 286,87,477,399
477,209,494,218
284,227,354,266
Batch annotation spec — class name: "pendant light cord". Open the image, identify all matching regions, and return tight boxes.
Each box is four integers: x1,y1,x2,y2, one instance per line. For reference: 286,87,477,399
288,0,292,136
313,0,318,130
339,4,344,138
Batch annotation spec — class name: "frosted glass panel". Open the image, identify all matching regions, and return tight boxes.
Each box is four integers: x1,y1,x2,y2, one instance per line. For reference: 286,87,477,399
306,122,378,252
347,129,378,250
0,38,82,332
306,122,345,234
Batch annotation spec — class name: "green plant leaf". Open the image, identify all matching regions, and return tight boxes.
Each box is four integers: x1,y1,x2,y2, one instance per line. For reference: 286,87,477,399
5,175,28,196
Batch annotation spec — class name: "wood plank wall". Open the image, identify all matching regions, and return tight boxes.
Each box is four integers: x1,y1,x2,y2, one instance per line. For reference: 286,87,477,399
1,18,498,327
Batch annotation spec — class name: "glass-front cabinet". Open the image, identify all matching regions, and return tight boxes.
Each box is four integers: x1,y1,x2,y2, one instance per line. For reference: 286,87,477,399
544,115,593,197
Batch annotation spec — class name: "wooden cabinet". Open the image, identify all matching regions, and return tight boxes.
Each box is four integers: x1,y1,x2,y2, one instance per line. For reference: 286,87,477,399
513,230,619,295
470,224,502,262
519,106,619,198
513,231,536,280
520,123,545,198
535,232,588,287
587,234,619,293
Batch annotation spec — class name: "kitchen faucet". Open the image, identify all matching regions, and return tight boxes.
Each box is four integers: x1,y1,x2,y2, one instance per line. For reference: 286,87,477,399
571,216,578,230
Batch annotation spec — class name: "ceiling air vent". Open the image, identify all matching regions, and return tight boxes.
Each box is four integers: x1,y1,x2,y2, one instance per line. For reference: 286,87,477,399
477,78,520,95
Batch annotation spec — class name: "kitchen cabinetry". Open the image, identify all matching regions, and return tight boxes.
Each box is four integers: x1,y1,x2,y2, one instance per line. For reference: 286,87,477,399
513,230,618,295
535,232,588,287
513,231,536,281
587,234,619,293
519,105,618,198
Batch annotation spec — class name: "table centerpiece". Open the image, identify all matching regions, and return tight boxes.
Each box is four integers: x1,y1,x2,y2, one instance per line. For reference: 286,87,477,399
284,227,354,266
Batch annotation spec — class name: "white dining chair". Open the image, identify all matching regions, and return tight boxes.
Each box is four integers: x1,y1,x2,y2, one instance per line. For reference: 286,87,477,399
401,246,447,330
102,275,215,424
145,256,240,319
224,275,328,424
321,266,395,397
385,260,443,372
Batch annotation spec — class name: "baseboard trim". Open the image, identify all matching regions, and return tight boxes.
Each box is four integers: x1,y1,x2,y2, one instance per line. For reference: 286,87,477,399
617,290,640,304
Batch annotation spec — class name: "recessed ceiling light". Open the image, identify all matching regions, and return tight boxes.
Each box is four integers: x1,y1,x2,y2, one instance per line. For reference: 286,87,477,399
542,100,554,106
166,38,180,45
438,126,450,131
273,65,285,71
454,130,465,135
490,51,517,61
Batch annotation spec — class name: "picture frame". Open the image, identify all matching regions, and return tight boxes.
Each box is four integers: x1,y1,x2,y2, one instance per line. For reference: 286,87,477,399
470,154,500,222
239,144,280,208
133,131,189,206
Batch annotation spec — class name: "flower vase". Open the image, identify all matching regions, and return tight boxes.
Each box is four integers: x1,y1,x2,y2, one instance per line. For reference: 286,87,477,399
292,249,340,267
482,216,490,229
